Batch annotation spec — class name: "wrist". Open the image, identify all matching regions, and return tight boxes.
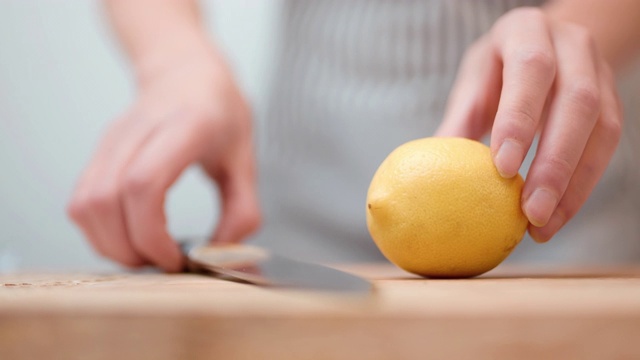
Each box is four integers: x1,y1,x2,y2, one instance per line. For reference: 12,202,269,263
131,29,224,87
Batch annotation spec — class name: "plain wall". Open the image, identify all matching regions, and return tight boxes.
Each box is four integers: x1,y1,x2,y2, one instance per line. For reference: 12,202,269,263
0,0,280,271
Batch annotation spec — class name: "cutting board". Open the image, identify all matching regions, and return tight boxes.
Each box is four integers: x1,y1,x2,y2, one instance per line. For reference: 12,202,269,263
1,264,640,360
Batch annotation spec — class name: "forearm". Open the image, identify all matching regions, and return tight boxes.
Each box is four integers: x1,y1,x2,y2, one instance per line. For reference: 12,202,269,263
104,0,217,83
544,0,640,72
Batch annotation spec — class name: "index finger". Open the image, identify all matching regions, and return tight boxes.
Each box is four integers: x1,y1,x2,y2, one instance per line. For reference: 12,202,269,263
490,8,557,178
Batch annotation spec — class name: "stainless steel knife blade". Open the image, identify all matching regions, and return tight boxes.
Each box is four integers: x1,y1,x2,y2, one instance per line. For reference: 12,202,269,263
180,241,372,294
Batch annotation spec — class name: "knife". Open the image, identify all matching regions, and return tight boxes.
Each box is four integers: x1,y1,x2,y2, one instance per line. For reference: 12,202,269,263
180,239,372,294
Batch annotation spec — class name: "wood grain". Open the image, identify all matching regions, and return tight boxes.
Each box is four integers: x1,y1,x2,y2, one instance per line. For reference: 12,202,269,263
1,265,639,360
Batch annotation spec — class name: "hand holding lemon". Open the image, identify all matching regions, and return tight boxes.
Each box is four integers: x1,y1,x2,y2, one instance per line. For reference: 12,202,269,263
366,137,528,278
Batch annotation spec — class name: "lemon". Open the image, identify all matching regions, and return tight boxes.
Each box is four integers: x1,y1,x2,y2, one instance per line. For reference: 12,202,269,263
366,137,528,278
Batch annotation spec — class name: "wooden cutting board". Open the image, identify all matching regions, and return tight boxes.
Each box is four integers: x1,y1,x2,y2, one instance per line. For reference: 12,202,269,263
1,264,640,360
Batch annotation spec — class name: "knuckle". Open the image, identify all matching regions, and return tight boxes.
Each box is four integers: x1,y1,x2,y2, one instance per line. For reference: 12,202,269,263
66,197,88,222
67,188,117,221
543,154,575,185
566,80,601,113
598,116,623,142
513,47,556,75
87,188,119,215
503,105,538,133
581,32,596,52
123,171,155,197
243,208,263,235
566,24,595,49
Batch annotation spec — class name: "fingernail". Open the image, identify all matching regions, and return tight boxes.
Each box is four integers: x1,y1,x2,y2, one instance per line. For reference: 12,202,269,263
529,211,564,243
494,139,524,178
524,188,558,227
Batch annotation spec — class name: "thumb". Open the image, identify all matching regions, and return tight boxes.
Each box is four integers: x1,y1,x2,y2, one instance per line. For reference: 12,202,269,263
208,159,262,245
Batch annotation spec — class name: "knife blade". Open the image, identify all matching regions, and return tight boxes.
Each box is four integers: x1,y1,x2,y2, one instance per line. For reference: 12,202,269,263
180,240,372,294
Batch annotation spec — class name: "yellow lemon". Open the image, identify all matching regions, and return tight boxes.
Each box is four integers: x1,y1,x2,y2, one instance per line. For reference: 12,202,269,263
366,137,528,278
